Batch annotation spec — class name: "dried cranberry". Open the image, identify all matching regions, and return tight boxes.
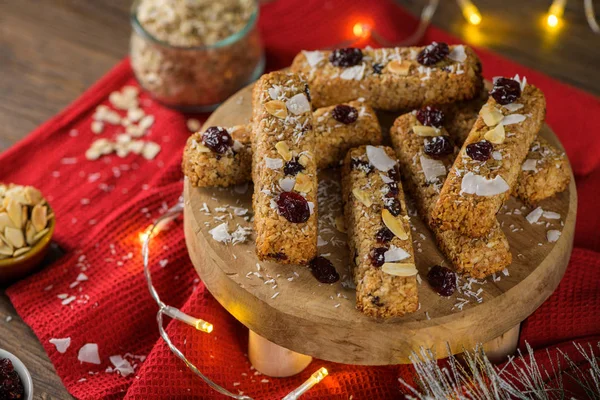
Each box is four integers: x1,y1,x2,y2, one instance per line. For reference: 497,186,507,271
386,182,399,197
427,265,456,296
416,106,444,128
466,140,494,161
202,126,233,154
308,256,340,283
283,158,305,176
490,77,521,105
424,136,454,159
369,247,388,267
329,48,363,67
276,192,310,223
332,105,358,124
375,227,394,243
0,358,24,400
371,296,383,307
417,42,449,66
372,63,384,74
384,197,402,216
350,158,373,174
387,166,400,182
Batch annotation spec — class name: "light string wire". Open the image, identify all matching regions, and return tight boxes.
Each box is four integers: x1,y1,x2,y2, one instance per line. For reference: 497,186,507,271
584,0,600,33
141,198,329,399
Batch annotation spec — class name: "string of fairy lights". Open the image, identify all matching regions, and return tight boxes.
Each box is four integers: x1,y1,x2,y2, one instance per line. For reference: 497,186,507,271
139,1,598,399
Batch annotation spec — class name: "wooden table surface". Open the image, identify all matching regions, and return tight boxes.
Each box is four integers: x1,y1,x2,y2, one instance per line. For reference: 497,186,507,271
0,0,597,398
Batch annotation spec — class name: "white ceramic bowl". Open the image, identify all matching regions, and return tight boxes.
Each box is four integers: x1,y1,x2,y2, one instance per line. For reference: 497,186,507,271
0,349,33,400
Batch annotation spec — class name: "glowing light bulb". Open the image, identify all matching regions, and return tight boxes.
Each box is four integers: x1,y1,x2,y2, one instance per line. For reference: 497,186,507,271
547,13,559,27
546,0,566,28
352,22,371,39
457,0,482,25
282,367,329,400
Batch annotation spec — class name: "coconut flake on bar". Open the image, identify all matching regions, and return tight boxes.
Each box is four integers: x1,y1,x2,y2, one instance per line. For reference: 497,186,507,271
460,172,509,196
78,343,101,365
380,173,394,183
521,159,537,171
547,230,561,243
286,93,311,115
49,338,71,354
503,103,524,112
302,50,324,68
268,85,283,101
526,207,544,224
448,45,467,62
384,246,410,262
366,146,396,171
279,177,296,192
209,223,231,243
340,64,366,80
501,114,526,125
419,156,446,182
265,157,283,169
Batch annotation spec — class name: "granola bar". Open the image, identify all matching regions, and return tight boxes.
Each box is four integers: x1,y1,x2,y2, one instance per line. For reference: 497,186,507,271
431,77,546,237
290,43,483,110
182,101,382,187
342,145,418,318
390,112,511,278
441,92,570,205
251,72,318,264
183,125,252,187
513,137,571,205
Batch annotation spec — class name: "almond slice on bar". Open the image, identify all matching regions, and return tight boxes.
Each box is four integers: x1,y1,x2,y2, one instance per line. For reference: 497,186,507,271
484,124,506,144
382,262,418,277
382,209,408,240
264,100,288,119
413,125,441,137
275,141,292,161
481,104,504,127
386,60,411,75
352,188,372,207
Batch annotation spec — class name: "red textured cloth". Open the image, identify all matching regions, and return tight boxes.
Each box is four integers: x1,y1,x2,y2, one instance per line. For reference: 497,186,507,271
3,0,600,398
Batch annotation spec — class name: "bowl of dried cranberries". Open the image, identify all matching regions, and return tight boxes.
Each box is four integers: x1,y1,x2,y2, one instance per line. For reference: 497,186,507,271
0,349,33,400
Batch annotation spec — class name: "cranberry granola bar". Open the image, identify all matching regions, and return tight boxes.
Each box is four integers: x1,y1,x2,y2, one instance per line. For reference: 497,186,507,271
390,110,511,278
252,71,318,264
290,43,482,110
431,77,546,237
183,101,382,187
342,145,419,318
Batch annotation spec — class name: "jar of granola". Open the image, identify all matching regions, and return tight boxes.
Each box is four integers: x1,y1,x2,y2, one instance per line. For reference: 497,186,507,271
130,0,264,111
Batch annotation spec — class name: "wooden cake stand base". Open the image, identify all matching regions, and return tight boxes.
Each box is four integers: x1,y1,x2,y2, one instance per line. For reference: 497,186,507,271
183,83,576,376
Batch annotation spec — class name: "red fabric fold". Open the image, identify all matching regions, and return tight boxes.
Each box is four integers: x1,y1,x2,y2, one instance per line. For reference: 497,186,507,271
2,0,599,398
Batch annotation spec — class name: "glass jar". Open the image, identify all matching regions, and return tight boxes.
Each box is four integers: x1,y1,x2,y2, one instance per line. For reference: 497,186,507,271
130,0,265,112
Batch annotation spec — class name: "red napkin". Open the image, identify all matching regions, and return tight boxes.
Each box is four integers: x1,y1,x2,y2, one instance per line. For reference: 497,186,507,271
3,0,600,398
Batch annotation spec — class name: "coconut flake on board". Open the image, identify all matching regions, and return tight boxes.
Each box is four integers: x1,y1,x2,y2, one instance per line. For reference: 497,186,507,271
547,230,561,243
78,343,101,365
526,207,544,224
460,172,509,196
209,222,232,243
49,338,71,354
366,146,395,171
419,156,446,182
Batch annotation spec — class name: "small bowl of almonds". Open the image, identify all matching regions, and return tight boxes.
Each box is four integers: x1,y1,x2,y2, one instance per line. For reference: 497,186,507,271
0,184,55,285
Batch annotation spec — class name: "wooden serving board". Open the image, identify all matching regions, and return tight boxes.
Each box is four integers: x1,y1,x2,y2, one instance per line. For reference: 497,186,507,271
183,83,576,365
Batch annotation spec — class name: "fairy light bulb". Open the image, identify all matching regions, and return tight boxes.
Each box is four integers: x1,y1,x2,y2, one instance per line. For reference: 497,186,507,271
456,0,482,25
352,22,371,39
282,367,329,400
547,0,567,28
